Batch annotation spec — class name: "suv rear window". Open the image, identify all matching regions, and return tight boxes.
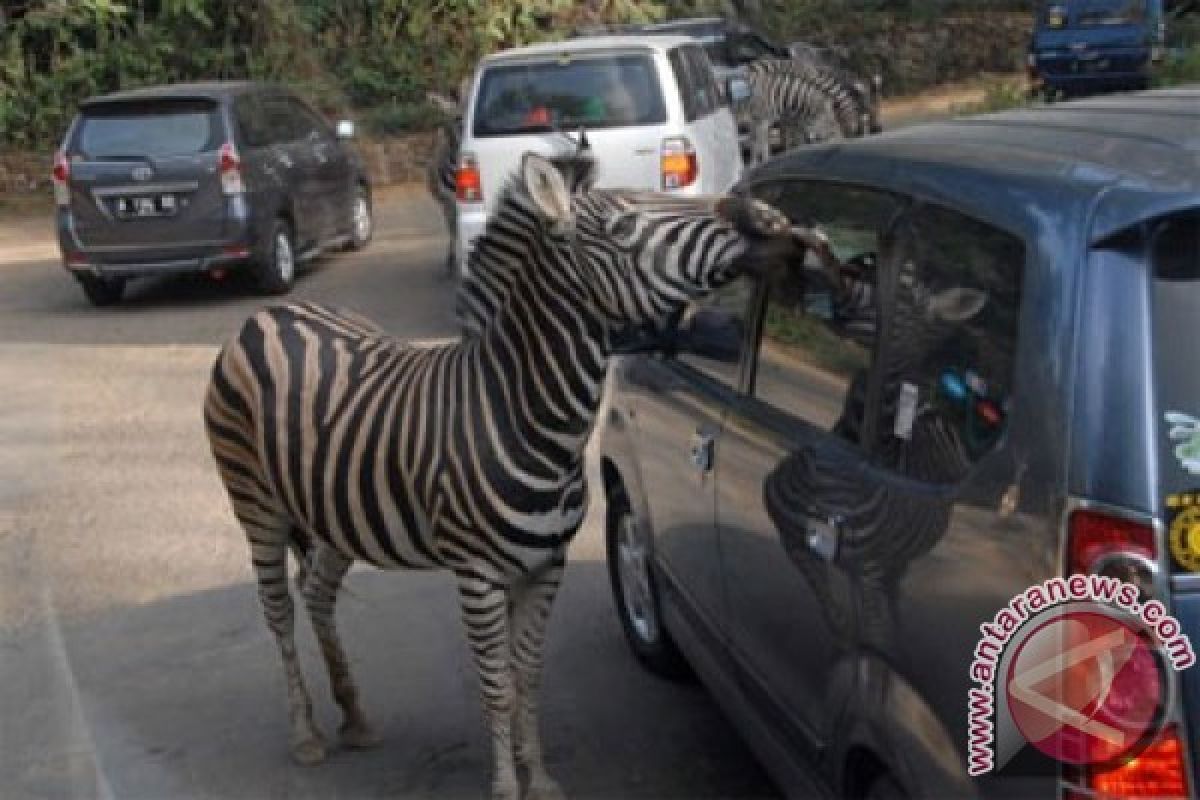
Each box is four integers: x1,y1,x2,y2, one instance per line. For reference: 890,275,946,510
472,53,666,137
75,99,220,159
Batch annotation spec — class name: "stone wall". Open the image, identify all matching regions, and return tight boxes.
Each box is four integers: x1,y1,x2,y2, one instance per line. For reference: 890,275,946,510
0,151,50,194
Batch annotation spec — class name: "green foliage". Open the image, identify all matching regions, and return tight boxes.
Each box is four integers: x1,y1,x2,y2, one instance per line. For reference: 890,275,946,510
0,0,674,150
1155,44,1200,86
360,101,451,136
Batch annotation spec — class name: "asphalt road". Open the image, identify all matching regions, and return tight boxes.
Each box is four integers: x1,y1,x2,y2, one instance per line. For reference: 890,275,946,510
0,188,785,800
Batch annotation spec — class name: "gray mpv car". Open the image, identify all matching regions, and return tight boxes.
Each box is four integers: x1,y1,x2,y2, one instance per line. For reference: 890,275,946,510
54,81,372,305
600,88,1200,799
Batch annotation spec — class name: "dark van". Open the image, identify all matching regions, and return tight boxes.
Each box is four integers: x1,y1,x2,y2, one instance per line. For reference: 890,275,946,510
600,88,1200,799
1029,0,1165,94
54,82,372,306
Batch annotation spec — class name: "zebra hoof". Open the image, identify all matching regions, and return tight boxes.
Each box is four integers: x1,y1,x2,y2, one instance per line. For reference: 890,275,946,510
339,720,382,749
290,734,328,766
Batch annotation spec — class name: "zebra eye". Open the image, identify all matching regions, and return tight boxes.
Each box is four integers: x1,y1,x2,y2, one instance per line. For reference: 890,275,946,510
606,212,638,241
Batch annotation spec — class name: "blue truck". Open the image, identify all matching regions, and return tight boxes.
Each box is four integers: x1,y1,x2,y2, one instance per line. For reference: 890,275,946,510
1029,0,1166,94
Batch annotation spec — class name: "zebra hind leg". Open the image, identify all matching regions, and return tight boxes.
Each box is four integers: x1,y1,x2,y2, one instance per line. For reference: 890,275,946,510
455,570,520,800
301,543,380,749
509,559,567,800
243,516,328,766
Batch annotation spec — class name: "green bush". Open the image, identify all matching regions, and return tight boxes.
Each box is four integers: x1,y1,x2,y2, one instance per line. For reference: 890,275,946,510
1155,44,1200,87
360,102,452,136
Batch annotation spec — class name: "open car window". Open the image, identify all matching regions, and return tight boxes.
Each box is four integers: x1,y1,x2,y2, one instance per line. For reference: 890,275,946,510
472,53,666,137
748,182,903,444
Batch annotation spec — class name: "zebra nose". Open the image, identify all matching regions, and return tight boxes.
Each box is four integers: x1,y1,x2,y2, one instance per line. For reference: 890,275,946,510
716,196,791,239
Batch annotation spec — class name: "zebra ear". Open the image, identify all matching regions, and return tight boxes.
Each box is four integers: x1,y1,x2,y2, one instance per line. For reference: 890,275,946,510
521,153,573,231
928,287,988,322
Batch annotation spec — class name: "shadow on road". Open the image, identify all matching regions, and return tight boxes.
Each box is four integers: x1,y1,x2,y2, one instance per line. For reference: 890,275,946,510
7,564,780,800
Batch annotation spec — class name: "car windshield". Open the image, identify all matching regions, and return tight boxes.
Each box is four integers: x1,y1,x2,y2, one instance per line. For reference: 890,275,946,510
473,53,666,137
76,100,219,159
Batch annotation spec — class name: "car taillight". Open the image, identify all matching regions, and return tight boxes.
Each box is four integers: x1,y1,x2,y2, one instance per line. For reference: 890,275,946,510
219,143,244,195
661,136,697,190
1067,725,1190,799
1066,509,1157,587
52,151,70,206
456,153,482,203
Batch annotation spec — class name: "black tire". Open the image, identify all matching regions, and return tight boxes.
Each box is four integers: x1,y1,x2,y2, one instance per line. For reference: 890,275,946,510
346,185,373,251
76,274,125,306
253,218,296,295
605,494,691,680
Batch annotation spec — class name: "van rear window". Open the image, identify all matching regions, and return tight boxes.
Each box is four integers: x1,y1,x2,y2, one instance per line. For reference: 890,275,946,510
75,99,220,159
472,53,666,137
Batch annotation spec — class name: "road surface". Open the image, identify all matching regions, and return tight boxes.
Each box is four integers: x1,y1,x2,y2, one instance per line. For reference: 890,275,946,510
0,187,788,799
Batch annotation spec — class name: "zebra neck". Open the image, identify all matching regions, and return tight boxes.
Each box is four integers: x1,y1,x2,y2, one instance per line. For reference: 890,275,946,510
474,265,610,469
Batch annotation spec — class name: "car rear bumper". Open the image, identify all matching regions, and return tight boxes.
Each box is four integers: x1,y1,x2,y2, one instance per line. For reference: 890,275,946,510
56,208,258,279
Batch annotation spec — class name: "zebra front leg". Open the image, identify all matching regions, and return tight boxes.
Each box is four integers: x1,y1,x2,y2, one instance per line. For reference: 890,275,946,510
456,571,520,800
301,544,380,750
510,558,566,800
246,522,327,765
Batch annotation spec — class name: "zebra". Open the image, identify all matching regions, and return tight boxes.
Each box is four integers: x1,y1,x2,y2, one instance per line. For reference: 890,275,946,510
786,44,884,136
203,152,795,800
743,58,877,165
427,90,462,276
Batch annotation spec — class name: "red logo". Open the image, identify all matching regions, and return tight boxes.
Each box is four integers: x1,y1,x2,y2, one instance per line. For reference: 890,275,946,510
1006,611,1166,765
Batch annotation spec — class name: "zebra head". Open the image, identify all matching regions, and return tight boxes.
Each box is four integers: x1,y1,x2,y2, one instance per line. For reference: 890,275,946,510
516,154,794,331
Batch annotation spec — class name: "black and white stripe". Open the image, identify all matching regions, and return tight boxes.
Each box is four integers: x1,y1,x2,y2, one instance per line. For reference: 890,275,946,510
204,153,793,799
744,57,879,164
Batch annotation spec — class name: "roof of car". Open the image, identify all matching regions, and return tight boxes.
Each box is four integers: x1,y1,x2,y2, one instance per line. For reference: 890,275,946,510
481,34,696,63
81,81,268,106
753,88,1200,242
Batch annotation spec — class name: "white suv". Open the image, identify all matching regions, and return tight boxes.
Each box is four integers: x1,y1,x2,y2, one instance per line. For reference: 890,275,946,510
454,35,743,275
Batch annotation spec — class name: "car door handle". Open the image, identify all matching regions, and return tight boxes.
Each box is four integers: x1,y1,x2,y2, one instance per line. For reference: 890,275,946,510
689,429,716,472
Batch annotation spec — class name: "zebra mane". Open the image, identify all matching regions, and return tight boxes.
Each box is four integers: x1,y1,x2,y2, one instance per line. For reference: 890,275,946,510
455,153,598,337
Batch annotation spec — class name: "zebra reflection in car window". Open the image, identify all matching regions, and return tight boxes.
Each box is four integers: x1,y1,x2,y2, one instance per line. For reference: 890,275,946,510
762,213,1022,651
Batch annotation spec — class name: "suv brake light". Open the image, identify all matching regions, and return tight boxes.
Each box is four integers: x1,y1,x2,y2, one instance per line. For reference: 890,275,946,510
661,136,697,190
52,151,70,206
456,153,482,203
1066,508,1158,599
219,143,245,195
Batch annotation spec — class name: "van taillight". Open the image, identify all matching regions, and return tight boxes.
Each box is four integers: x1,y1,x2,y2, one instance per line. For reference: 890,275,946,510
661,136,697,190
1067,725,1190,799
52,151,70,206
456,153,482,203
1066,508,1160,602
219,143,245,195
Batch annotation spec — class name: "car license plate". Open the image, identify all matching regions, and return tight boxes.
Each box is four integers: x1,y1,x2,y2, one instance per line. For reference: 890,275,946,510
115,194,177,218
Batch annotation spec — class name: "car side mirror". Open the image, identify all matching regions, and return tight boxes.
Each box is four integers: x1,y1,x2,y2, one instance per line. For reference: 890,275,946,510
335,119,356,140
727,77,752,105
610,309,742,362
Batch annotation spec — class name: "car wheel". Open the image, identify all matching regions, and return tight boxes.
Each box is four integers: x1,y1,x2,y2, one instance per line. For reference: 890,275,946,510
254,218,295,295
346,186,372,251
76,274,125,306
606,497,690,680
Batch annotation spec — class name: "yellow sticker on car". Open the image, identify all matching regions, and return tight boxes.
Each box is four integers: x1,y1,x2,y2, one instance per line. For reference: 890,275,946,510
1168,494,1200,572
